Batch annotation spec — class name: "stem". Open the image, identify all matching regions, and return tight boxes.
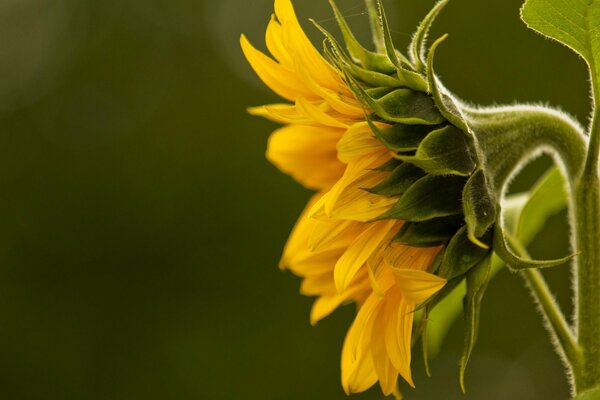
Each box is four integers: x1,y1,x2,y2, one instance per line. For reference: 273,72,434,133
522,269,581,369
573,179,600,392
465,105,587,194
364,0,385,53
584,64,600,175
573,69,600,391
507,234,581,370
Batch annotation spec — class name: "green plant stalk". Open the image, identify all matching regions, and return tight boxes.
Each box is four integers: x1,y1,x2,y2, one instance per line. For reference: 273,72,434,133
506,234,581,367
573,72,600,390
523,269,581,369
573,176,600,392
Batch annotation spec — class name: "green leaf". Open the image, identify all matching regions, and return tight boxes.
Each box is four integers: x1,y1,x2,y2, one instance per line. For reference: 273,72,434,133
438,226,491,280
460,255,493,393
424,167,569,360
397,125,476,176
521,0,600,95
327,0,396,74
462,169,497,247
377,175,466,221
366,162,426,196
394,215,464,247
410,0,450,72
365,116,441,152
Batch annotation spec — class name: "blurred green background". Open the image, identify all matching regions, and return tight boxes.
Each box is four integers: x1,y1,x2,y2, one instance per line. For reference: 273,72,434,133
0,0,588,399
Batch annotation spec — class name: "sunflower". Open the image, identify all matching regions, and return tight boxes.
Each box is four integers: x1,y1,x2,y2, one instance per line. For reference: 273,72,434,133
241,0,488,397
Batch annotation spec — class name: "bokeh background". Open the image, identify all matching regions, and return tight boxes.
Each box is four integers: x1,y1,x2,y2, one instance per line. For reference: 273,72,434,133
0,0,589,399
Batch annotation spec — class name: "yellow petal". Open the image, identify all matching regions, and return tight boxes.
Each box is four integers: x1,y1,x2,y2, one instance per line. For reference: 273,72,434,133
384,244,443,272
287,248,346,276
308,268,370,325
296,97,350,128
311,150,389,219
280,193,324,269
274,0,301,28
307,218,359,252
271,0,343,93
384,293,415,387
265,15,291,65
292,54,364,117
328,170,398,221
393,268,447,304
267,125,345,190
249,104,313,125
240,34,314,102
334,220,396,293
337,122,388,163
372,305,400,395
341,294,380,394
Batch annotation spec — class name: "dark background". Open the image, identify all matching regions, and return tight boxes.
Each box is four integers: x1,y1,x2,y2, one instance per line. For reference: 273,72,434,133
0,0,588,399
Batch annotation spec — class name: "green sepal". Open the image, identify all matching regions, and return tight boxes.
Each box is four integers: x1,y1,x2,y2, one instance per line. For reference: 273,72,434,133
394,215,464,247
426,35,470,133
409,0,450,72
328,0,396,74
365,87,395,99
364,0,386,54
347,77,445,125
372,158,401,172
396,125,476,176
375,0,411,67
462,169,497,247
312,20,403,88
375,0,429,92
366,162,426,196
438,225,491,280
366,116,441,152
460,254,493,393
493,222,577,271
376,175,466,221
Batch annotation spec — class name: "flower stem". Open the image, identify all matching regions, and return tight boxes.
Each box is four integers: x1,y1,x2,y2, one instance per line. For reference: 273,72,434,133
505,234,581,373
522,268,581,370
573,177,600,392
573,73,600,391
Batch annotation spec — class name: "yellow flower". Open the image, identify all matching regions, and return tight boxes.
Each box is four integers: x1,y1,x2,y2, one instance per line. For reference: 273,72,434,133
241,0,447,396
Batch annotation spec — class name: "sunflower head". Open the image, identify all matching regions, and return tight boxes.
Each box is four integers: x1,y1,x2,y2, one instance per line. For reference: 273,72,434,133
321,0,498,313
241,0,506,397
